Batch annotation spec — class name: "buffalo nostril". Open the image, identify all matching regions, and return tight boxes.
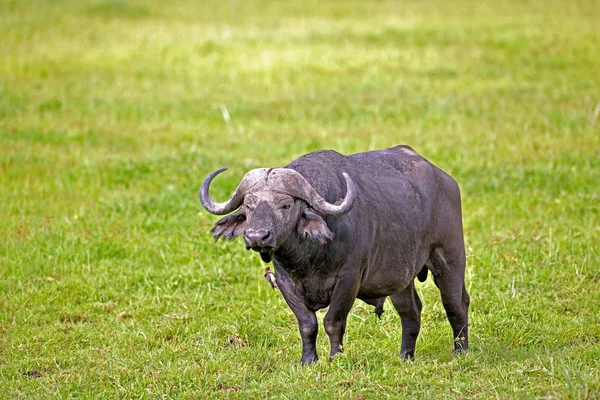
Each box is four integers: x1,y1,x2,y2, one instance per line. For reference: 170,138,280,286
251,229,269,242
244,229,272,247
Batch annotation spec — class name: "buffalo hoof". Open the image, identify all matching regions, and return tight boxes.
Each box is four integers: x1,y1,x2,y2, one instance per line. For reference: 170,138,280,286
453,336,468,353
300,356,318,365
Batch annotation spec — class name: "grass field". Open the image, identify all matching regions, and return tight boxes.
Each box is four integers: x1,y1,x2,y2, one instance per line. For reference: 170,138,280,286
1,0,599,398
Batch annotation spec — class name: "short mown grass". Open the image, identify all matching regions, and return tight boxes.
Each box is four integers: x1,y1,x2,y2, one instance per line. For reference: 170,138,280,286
1,0,599,398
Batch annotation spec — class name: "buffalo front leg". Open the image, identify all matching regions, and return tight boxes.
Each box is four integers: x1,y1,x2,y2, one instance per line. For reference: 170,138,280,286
323,270,361,360
295,311,319,364
274,265,319,364
390,280,422,360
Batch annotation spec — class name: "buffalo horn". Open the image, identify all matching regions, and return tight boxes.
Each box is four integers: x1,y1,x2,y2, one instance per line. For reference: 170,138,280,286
199,168,269,215
268,169,357,216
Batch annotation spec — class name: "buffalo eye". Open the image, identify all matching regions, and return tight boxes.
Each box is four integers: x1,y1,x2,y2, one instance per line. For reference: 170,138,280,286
245,204,255,212
280,203,292,210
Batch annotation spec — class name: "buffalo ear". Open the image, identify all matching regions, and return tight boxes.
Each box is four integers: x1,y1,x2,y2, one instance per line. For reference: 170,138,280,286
211,209,247,241
297,208,334,245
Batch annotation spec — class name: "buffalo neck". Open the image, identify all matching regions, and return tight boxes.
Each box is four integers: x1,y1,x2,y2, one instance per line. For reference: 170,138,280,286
273,235,339,280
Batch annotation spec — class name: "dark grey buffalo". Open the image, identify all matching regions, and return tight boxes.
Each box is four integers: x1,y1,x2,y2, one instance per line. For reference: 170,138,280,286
199,145,469,363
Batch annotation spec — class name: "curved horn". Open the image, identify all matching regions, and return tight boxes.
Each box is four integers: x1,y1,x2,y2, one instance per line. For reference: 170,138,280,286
267,169,356,216
199,168,269,215
306,172,356,216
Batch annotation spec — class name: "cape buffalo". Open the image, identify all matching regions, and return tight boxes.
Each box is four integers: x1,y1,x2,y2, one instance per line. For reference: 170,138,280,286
199,145,469,363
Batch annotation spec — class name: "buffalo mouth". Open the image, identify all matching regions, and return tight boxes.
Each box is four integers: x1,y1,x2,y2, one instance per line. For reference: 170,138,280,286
246,245,274,263
259,249,273,263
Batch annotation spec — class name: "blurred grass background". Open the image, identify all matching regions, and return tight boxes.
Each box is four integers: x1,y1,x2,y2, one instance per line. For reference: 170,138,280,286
1,0,599,398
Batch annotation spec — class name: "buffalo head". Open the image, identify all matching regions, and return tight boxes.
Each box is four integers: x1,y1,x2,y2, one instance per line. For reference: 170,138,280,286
199,168,356,262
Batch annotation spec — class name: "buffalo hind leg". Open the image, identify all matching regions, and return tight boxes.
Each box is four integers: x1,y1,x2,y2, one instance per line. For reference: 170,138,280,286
391,281,422,360
430,247,470,353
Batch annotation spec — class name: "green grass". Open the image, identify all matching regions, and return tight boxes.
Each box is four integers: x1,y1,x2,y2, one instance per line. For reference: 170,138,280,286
1,0,599,397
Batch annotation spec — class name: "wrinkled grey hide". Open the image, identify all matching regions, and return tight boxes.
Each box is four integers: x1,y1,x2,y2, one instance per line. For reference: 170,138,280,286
200,145,469,363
